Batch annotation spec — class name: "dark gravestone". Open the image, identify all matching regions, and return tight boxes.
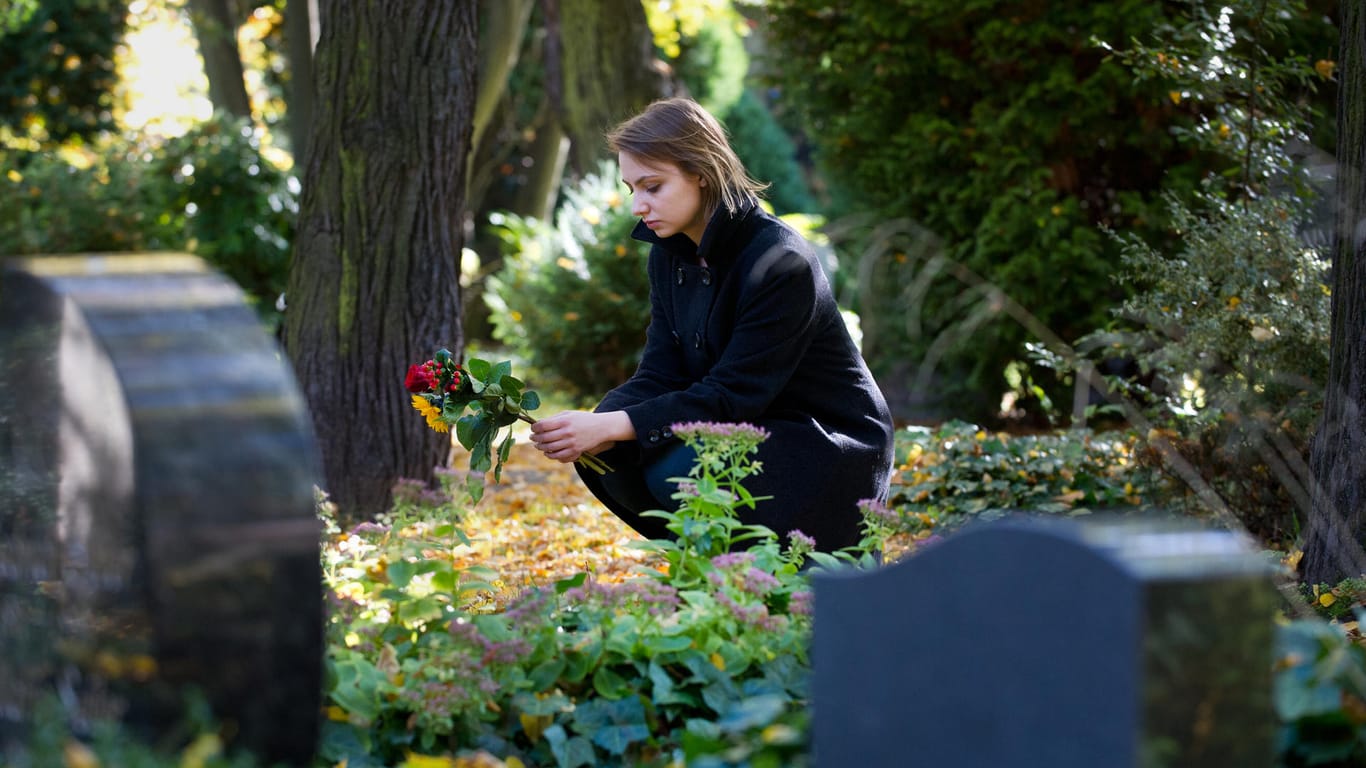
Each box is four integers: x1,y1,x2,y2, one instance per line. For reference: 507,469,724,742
812,517,1279,767
0,253,323,764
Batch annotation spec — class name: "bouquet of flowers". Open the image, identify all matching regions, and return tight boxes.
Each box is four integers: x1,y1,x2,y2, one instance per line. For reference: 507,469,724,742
406,348,609,502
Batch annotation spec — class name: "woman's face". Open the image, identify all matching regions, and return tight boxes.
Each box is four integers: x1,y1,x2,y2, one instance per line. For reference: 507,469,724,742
619,152,708,245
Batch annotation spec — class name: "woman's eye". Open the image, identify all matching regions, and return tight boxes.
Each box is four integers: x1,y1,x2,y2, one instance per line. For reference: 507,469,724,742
645,185,660,194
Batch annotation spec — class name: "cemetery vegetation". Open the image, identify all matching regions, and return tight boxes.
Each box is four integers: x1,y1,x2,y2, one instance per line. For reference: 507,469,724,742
0,112,295,330
758,0,1337,422
0,0,126,142
307,423,1366,767
9,424,1366,766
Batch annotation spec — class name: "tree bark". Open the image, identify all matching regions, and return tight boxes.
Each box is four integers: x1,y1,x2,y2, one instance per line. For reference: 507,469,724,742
283,0,315,165
186,0,252,119
1303,0,1366,584
558,0,670,175
472,0,536,157
284,0,477,520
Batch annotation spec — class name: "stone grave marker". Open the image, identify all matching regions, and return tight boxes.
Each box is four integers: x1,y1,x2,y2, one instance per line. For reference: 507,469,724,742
0,253,324,764
812,516,1279,767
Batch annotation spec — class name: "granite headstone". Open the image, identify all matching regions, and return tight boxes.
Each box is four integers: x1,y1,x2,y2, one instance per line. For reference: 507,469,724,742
0,253,324,764
812,517,1279,767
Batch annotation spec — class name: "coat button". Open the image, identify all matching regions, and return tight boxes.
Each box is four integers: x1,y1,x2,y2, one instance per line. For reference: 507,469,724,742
676,267,685,285
648,429,661,443
700,269,712,286
693,332,702,349
662,427,673,439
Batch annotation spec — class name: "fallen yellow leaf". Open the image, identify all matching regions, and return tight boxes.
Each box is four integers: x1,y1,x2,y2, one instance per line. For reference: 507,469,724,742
63,741,99,768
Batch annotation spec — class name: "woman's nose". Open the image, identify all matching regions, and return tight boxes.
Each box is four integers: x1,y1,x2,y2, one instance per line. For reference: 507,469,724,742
631,196,647,216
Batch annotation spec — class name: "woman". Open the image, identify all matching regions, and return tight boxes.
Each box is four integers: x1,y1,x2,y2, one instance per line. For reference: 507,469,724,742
529,97,893,552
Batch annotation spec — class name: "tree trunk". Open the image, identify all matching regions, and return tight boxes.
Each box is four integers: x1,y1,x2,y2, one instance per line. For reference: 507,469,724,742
472,0,536,157
558,0,670,175
1303,0,1366,585
513,104,571,220
186,0,252,119
284,0,477,520
283,0,315,165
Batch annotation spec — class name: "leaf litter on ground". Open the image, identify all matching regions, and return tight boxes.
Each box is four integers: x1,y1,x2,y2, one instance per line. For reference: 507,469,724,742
446,436,664,613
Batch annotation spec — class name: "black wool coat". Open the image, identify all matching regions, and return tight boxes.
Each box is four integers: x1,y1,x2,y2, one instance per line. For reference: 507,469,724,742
575,201,895,552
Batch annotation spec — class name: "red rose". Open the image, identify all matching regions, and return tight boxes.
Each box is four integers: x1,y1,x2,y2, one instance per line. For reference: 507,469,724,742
405,362,437,393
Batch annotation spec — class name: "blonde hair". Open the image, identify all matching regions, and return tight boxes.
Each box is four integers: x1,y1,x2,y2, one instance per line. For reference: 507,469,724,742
606,97,767,217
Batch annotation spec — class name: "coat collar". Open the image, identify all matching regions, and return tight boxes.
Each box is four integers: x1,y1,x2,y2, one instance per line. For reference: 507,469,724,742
630,198,762,266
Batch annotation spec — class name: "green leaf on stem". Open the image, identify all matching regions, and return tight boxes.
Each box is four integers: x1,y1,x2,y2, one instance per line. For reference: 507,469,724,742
495,435,514,483
466,357,491,381
457,412,493,453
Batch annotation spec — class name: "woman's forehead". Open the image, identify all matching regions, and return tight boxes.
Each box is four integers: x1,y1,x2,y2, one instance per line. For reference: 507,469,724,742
619,152,683,182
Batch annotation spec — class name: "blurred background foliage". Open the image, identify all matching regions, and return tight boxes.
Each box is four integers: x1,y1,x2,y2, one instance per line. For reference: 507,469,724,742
0,0,1341,440
762,0,1338,423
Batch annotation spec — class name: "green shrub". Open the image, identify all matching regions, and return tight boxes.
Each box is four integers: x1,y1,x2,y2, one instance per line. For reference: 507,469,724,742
1023,0,1333,549
673,15,816,216
883,420,1163,539
147,115,297,322
1040,193,1329,546
760,0,1336,420
673,14,749,117
724,88,815,216
0,0,127,143
0,114,296,328
484,162,654,402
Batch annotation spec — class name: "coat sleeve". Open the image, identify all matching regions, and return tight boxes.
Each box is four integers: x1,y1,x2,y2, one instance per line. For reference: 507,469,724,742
621,238,824,448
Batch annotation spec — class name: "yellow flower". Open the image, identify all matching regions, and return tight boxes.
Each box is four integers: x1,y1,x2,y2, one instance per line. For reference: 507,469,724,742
411,395,449,433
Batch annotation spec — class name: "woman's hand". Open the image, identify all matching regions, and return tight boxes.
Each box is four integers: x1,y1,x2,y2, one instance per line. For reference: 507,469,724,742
529,410,633,464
